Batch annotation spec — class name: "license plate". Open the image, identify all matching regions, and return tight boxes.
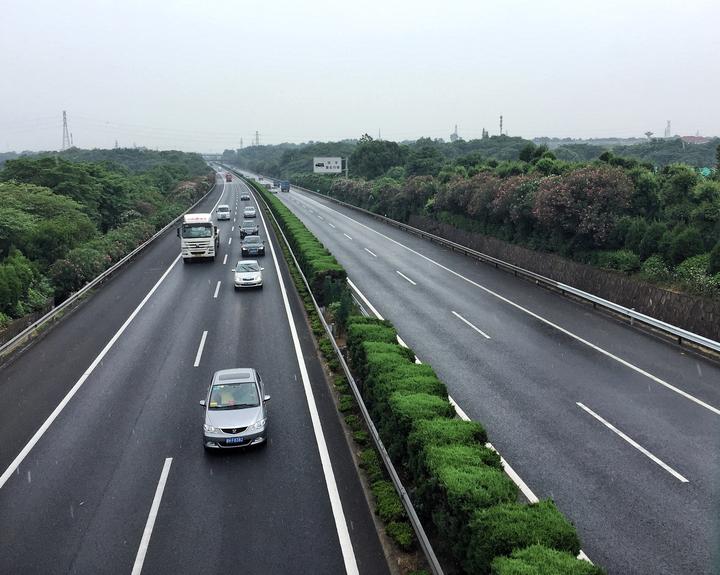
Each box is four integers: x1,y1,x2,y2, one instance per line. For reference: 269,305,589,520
226,437,245,444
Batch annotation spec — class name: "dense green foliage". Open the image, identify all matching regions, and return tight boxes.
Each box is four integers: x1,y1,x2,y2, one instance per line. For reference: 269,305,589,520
244,178,346,305
491,545,604,575
229,136,720,298
0,150,211,321
345,316,588,573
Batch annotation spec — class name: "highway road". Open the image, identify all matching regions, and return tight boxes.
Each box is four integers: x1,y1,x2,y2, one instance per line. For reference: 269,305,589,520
0,174,390,575
260,178,720,575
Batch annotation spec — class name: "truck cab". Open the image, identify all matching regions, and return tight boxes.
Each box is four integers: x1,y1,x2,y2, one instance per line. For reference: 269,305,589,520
178,213,220,262
225,173,232,182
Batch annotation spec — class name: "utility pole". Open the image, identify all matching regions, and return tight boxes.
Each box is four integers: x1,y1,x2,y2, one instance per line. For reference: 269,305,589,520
254,130,260,146
499,115,503,136
70,133,74,147
62,110,71,150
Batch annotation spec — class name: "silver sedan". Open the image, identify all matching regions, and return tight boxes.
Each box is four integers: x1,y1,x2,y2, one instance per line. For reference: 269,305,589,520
200,368,270,449
232,260,264,289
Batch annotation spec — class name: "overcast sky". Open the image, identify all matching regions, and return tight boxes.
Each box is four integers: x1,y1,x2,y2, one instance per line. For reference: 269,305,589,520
2,0,718,152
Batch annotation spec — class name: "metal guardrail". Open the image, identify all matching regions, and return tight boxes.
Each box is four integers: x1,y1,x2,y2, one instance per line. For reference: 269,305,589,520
241,170,719,355
0,179,221,361
240,174,445,575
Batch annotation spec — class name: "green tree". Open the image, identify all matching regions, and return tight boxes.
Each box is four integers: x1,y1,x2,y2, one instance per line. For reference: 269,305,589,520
349,140,405,179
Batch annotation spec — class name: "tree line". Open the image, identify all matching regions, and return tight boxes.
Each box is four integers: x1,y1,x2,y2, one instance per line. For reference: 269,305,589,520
0,149,212,328
233,138,720,299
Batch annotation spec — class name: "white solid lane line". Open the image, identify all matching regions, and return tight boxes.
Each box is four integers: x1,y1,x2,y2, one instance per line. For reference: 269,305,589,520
131,457,173,575
577,402,689,483
364,248,377,258
223,254,228,265
452,310,491,339
343,233,353,240
328,223,336,229
256,199,359,574
293,192,720,417
0,254,183,491
213,281,221,299
396,270,416,286
193,331,208,367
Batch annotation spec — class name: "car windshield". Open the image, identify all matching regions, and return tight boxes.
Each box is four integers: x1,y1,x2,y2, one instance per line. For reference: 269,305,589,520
236,262,260,272
208,383,259,409
218,206,229,212
182,223,212,238
241,221,255,228
244,208,255,212
244,236,261,244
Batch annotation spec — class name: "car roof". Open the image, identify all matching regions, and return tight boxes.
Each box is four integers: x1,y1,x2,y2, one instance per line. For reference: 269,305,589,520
218,204,230,209
212,368,257,384
236,259,259,266
243,235,261,241
241,219,256,225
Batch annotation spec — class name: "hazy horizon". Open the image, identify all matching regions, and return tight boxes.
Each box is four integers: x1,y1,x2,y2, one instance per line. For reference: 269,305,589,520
2,0,718,153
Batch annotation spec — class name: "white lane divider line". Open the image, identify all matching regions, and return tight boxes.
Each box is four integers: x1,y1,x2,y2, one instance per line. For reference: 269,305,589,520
213,281,221,299
0,254,183,491
328,223,336,229
231,226,234,232
223,254,228,265
256,203,359,574
577,402,689,483
452,310,491,339
131,457,173,575
364,248,377,258
194,331,208,367
295,191,720,418
228,237,232,245
396,270,416,286
318,215,324,221
343,233,353,240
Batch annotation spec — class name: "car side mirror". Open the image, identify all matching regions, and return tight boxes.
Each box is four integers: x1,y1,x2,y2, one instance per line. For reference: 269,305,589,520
231,268,236,272
263,395,271,402
199,400,206,406
260,267,265,271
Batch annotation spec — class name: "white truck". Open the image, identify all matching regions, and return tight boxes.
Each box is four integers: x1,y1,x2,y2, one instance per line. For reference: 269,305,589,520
178,213,220,262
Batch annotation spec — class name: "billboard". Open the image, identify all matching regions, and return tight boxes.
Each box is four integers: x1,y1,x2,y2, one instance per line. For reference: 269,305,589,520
313,157,342,174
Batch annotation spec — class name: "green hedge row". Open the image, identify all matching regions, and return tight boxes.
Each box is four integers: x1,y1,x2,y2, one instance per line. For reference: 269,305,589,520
346,315,601,575
243,177,346,305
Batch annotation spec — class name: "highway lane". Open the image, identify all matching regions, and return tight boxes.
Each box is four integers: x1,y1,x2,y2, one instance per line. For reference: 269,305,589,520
267,181,720,575
0,174,389,575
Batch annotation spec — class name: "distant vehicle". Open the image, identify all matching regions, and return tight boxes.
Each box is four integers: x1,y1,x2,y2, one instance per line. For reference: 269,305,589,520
280,180,290,192
225,173,232,182
240,193,251,201
241,235,265,257
177,213,219,262
239,219,259,238
232,260,264,289
243,206,257,218
200,368,270,450
216,205,231,220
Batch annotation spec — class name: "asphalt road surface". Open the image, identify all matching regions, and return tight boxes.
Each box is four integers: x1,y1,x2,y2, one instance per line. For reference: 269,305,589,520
0,173,390,575
261,177,720,575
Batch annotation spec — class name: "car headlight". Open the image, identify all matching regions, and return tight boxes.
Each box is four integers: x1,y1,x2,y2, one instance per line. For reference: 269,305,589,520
247,418,266,432
204,424,220,433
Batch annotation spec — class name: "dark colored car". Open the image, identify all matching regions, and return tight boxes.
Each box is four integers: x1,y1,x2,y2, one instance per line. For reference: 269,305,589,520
240,193,251,201
240,219,259,238
241,235,265,257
